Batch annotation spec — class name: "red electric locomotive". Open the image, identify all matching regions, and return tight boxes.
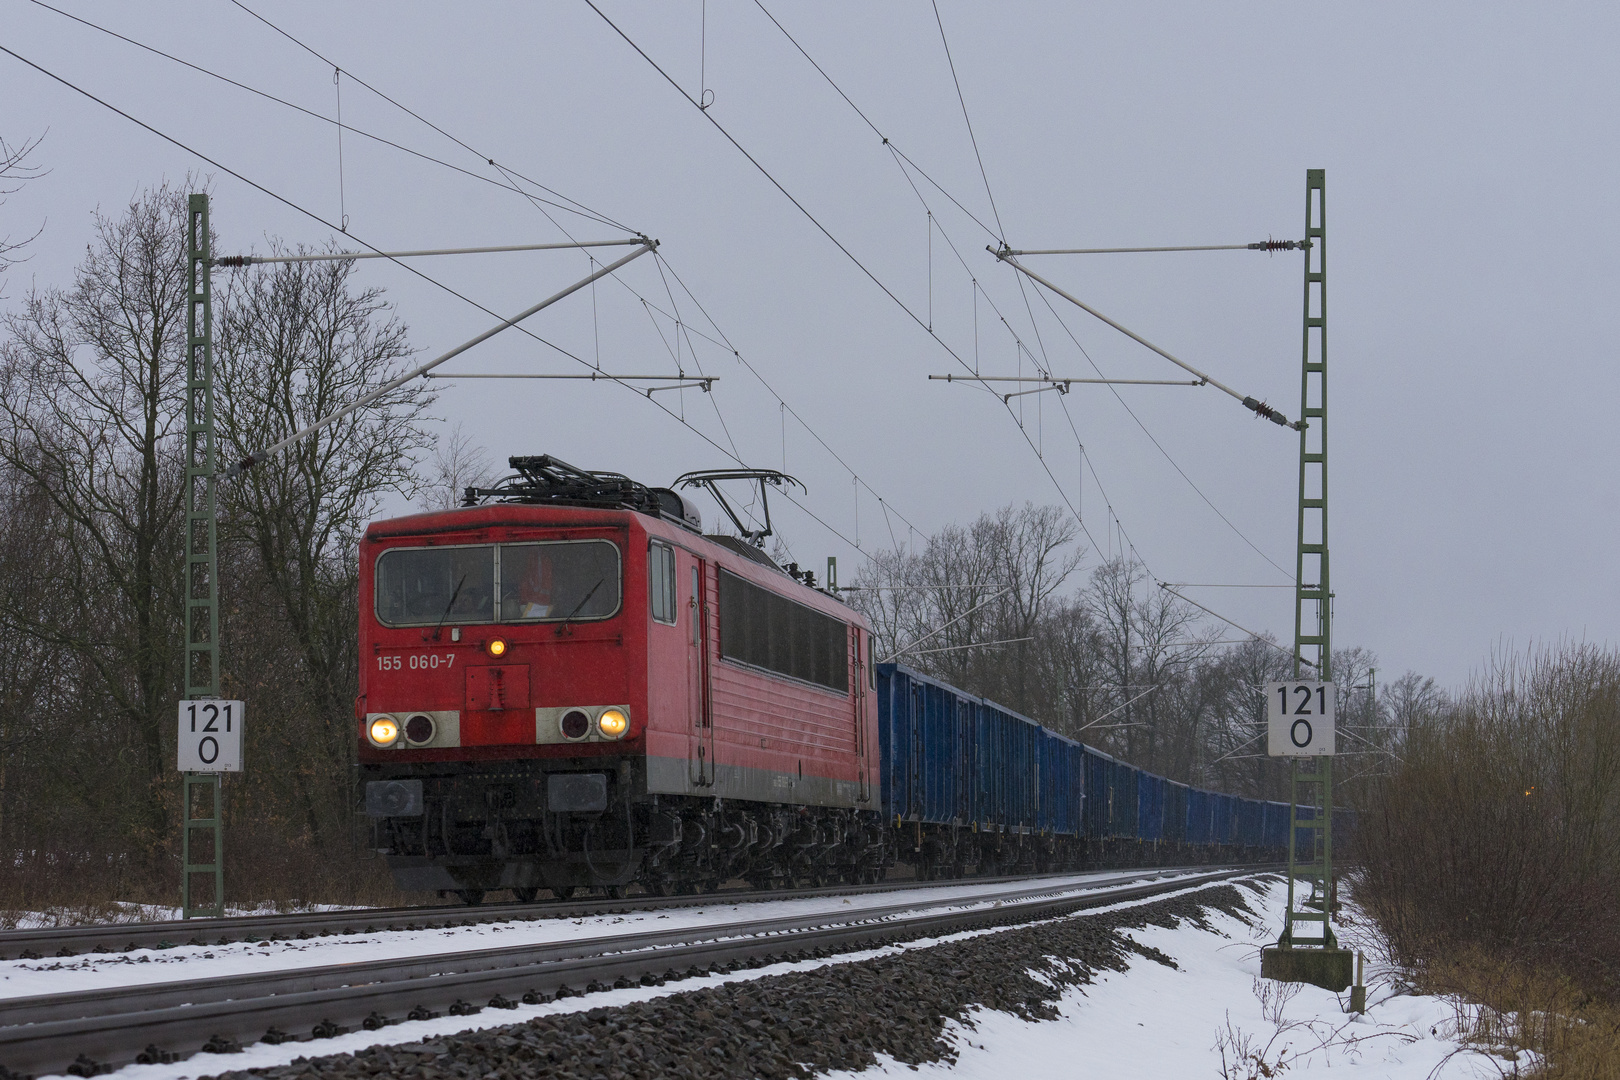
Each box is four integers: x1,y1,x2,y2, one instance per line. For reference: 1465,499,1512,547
359,455,885,902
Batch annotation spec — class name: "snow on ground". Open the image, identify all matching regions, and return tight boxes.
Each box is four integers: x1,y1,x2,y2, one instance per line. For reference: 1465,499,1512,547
1,902,364,931
825,877,1534,1080
0,868,1178,1001
25,876,1243,1080
20,875,1525,1080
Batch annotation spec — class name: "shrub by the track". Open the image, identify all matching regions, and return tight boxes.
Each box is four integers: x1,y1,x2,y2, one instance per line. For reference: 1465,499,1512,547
205,884,1257,1080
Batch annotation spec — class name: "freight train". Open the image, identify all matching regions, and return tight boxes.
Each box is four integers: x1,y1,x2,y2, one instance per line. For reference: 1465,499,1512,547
358,454,1326,903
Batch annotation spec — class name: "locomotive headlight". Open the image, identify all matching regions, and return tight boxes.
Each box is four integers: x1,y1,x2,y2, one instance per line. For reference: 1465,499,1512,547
486,638,508,657
368,715,401,746
559,709,591,740
596,708,629,739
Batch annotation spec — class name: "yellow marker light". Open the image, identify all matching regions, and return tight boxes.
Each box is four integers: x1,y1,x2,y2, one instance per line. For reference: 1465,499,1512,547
486,638,508,657
597,708,629,739
369,716,401,746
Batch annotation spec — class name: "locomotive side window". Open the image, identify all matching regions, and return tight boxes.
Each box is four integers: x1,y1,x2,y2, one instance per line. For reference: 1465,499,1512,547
649,541,677,624
717,569,849,693
375,545,496,626
499,540,622,622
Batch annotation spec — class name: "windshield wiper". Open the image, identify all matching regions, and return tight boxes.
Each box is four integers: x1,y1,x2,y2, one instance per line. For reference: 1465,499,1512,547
430,573,468,641
555,577,605,636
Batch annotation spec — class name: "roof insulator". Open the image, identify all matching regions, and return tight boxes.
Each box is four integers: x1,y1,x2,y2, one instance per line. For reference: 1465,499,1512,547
1242,396,1291,427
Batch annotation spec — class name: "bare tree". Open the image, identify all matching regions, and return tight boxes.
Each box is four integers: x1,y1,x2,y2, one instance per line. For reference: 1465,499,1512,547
0,133,46,289
216,246,432,840
1385,669,1445,743
914,521,1003,687
1126,580,1207,773
1200,635,1291,797
844,545,928,666
420,422,496,511
0,457,70,855
1028,596,1105,738
847,502,1083,717
0,181,194,849
1087,556,1147,758
978,503,1085,712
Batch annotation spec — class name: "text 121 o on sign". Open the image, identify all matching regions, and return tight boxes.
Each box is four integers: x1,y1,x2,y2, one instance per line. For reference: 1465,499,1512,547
177,700,244,772
1265,682,1335,756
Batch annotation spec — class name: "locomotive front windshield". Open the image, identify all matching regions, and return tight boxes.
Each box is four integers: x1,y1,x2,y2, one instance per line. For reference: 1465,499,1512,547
374,540,621,627
375,544,496,626
498,541,620,622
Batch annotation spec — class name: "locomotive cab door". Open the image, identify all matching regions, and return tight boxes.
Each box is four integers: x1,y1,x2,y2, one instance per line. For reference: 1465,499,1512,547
687,556,713,787
853,627,870,803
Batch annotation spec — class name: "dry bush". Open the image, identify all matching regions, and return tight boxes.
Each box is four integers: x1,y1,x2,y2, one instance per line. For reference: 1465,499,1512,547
220,813,405,912
1416,950,1620,1080
1357,643,1620,1072
1357,644,1620,994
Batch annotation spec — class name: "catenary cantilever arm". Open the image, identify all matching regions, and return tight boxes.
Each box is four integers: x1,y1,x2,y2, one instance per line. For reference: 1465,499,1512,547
226,240,657,476
213,237,648,267
991,246,1301,430
1001,239,1304,255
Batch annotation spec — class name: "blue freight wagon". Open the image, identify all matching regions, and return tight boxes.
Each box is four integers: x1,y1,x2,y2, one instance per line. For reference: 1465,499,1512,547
1138,772,1166,843
876,663,1298,875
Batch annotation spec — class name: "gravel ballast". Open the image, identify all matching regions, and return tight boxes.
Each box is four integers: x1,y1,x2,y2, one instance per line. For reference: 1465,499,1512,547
204,883,1259,1080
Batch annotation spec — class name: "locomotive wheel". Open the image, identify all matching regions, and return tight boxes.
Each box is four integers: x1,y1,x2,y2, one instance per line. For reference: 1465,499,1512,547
456,889,485,906
605,885,627,900
513,887,539,903
551,886,576,900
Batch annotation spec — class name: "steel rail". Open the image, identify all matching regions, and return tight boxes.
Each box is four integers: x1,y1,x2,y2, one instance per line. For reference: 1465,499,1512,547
0,865,1220,959
0,868,1266,1076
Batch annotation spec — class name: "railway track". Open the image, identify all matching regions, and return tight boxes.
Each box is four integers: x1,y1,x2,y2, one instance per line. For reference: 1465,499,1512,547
0,863,1232,959
0,866,1267,1078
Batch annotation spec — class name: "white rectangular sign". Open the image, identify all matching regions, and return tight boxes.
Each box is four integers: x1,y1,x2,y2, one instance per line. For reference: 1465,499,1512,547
1266,681,1335,756
178,699,244,772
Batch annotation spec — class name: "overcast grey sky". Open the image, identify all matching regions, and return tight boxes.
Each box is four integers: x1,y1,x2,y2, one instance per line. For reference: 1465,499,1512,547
4,2,1616,689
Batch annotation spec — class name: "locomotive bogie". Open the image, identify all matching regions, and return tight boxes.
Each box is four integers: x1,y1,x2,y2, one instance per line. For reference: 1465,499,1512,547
361,755,891,895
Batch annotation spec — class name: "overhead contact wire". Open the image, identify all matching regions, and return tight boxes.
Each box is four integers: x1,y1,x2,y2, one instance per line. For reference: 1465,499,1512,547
929,0,1006,242
0,40,882,570
880,17,1291,642
229,2,912,561
1029,285,1293,580
226,0,635,234
751,0,1002,244
753,1,1283,597
23,0,630,232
